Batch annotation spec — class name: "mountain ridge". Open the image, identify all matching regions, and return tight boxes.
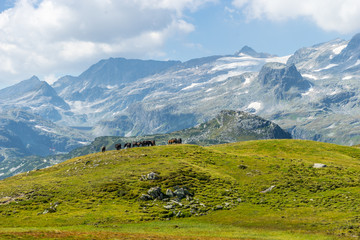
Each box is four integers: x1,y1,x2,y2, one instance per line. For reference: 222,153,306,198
235,45,276,58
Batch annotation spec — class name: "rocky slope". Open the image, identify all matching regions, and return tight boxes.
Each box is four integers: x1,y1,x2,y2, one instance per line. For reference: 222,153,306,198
180,110,291,145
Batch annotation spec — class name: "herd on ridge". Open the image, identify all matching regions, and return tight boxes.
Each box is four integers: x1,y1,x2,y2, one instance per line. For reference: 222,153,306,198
101,138,182,152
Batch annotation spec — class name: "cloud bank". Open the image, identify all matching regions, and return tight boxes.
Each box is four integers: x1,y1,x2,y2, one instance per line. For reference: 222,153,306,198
0,0,213,87
232,0,360,34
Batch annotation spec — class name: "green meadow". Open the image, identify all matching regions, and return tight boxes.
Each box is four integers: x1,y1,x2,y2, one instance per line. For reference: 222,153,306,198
0,139,359,239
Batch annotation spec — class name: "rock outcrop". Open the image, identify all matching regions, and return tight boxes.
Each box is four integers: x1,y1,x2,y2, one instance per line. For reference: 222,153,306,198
184,110,292,144
258,63,311,100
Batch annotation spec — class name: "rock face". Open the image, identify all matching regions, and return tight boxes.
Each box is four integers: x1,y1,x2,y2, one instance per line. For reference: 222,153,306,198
332,33,360,64
258,63,311,100
320,92,355,107
184,110,292,145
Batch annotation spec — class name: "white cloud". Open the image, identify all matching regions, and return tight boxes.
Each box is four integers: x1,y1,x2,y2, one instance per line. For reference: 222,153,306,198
232,0,360,33
44,73,57,84
0,0,213,87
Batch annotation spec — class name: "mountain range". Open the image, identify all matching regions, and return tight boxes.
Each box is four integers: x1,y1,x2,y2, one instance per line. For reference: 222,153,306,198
1,33,360,177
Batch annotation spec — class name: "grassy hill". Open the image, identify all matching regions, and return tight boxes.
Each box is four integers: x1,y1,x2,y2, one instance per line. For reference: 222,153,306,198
42,110,291,168
0,110,291,180
0,139,360,239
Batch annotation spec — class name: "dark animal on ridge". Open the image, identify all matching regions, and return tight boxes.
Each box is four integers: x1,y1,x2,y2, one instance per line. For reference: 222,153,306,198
124,143,132,149
168,138,182,144
140,140,154,147
132,142,141,147
115,143,122,150
101,146,106,152
140,141,148,147
122,141,156,149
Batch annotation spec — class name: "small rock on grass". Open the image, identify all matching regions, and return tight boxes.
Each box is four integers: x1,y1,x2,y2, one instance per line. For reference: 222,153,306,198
313,163,327,168
260,185,276,193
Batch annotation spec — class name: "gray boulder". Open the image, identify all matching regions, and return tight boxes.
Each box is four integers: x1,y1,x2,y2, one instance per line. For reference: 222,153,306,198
166,189,174,197
139,194,152,201
163,204,174,209
140,172,160,181
214,205,223,210
313,163,327,168
146,172,159,180
173,187,191,200
174,188,185,199
148,187,165,200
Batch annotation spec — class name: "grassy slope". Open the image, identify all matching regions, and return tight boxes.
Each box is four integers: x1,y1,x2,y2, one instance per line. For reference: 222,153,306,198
0,139,360,239
48,111,290,163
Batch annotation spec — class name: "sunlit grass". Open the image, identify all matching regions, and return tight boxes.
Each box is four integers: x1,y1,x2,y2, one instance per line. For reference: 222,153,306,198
0,139,359,239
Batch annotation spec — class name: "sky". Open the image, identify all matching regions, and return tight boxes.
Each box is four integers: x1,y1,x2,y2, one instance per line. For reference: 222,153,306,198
0,0,359,88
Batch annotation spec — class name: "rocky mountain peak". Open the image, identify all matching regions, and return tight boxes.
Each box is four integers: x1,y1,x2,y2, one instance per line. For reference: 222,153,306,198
236,46,258,56
344,33,360,52
331,32,360,63
0,76,41,100
258,63,311,100
0,76,70,122
28,75,41,82
77,57,181,87
235,46,275,58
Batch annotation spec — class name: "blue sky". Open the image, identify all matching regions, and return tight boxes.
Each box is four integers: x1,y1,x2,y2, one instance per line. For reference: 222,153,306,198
0,0,358,88
165,1,354,60
0,0,14,11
